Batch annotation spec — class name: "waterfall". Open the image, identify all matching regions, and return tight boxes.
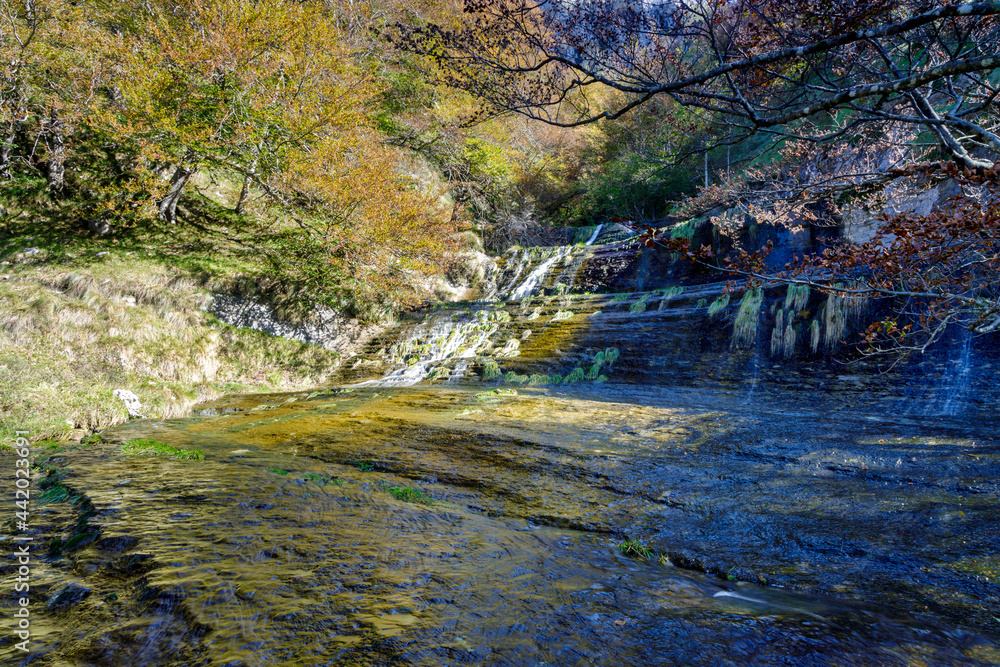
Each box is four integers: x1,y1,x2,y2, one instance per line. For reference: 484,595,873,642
492,248,530,300
507,247,570,301
357,310,498,387
937,331,973,416
584,223,604,246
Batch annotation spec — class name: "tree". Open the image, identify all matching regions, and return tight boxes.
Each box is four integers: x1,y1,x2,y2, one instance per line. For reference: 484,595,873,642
0,0,109,191
394,0,1000,171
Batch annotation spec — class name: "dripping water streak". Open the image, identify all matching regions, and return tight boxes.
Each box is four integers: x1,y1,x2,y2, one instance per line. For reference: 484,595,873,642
508,247,570,301
938,332,972,416
584,223,604,246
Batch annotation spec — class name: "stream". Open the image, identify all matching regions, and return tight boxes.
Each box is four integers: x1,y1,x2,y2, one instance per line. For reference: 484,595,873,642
2,226,999,666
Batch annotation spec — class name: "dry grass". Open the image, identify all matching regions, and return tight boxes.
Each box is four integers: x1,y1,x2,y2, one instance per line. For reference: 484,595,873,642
0,256,344,443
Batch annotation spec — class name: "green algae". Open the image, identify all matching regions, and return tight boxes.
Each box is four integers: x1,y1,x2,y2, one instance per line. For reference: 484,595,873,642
121,438,204,461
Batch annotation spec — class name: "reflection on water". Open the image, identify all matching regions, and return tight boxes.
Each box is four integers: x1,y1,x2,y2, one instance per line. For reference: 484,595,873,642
4,385,999,666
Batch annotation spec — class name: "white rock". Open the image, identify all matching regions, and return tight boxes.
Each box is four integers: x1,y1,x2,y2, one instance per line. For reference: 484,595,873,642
112,389,144,417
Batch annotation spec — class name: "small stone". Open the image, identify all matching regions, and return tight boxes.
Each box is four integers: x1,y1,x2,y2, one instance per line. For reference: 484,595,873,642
95,251,109,258
87,218,113,235
22,247,40,255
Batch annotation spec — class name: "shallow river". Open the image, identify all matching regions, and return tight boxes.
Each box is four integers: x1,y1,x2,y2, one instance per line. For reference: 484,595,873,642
3,382,998,666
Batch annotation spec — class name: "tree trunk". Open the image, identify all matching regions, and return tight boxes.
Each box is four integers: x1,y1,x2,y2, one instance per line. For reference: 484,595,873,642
158,165,195,224
234,176,250,215
0,122,15,179
43,112,65,195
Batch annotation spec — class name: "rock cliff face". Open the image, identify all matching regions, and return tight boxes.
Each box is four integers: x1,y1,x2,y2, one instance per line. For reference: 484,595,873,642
323,214,998,419
209,294,383,358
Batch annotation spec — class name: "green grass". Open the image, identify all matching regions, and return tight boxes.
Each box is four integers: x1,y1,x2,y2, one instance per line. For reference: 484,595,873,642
618,539,671,566
377,480,434,504
0,249,345,444
618,539,655,559
121,438,205,461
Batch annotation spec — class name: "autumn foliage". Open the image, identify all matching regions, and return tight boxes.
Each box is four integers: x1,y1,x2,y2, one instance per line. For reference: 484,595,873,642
1,0,461,316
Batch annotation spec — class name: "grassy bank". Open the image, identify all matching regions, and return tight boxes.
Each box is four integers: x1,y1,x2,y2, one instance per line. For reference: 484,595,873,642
0,192,358,444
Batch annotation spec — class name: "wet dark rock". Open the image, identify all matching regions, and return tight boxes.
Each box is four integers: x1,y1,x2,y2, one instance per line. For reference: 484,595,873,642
95,535,140,554
104,553,156,577
47,582,91,610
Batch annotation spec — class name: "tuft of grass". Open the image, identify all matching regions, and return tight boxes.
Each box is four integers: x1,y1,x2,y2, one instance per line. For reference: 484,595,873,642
618,539,655,560
349,460,375,472
121,438,204,461
267,467,291,475
377,480,433,504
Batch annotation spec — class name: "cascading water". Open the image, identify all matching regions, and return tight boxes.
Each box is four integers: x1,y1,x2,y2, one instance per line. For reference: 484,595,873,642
506,246,571,300
938,330,974,416
357,309,499,387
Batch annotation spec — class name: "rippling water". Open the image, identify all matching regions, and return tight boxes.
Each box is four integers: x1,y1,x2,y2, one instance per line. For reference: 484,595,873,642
4,384,998,666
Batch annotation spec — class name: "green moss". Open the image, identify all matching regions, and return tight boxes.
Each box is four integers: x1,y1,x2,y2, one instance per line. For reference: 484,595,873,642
784,284,810,311
481,360,502,380
475,388,518,400
732,288,764,349
707,294,730,317
670,220,695,241
120,439,205,461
